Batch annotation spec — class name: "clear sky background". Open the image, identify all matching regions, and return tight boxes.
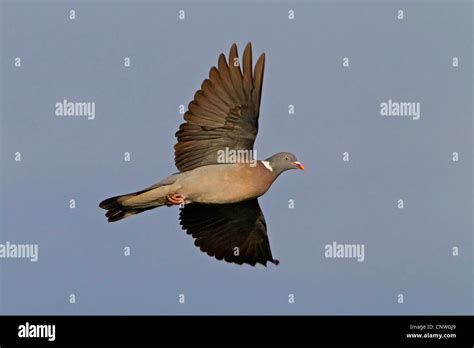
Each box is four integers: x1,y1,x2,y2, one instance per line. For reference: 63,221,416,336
0,0,472,314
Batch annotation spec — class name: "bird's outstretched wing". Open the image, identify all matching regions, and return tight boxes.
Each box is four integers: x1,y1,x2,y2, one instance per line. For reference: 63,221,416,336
174,43,265,172
179,199,279,266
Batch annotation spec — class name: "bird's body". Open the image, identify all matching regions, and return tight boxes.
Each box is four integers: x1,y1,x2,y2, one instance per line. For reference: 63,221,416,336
102,161,278,209
100,43,304,266
173,161,277,204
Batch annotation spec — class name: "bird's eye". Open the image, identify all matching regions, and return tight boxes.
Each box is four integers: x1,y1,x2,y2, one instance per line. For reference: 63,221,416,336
285,156,289,161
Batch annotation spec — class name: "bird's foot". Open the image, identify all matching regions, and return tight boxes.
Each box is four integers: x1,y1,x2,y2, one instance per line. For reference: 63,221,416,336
166,193,186,207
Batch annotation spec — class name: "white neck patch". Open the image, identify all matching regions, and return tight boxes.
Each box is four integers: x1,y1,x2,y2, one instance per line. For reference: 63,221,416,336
261,160,273,172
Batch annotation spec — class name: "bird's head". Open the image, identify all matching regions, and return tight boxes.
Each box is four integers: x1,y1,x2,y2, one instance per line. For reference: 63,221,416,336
264,152,305,175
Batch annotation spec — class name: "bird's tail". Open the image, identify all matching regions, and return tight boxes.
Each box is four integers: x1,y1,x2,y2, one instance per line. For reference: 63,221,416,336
99,186,170,222
99,190,150,222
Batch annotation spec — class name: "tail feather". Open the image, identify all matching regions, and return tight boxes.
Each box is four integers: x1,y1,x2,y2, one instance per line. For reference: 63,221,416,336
99,190,146,210
100,178,179,222
105,208,131,222
99,190,159,223
105,206,155,222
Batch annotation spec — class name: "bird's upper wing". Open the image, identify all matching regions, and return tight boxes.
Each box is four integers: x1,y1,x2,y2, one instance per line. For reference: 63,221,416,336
174,43,265,172
179,199,279,266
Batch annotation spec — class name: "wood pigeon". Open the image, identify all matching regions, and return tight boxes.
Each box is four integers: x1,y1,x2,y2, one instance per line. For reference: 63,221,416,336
100,43,304,266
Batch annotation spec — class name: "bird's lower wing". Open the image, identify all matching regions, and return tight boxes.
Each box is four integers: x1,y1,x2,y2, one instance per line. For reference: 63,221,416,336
179,199,279,266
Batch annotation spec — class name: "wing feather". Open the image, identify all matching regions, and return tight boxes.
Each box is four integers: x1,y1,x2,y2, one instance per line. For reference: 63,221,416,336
180,199,279,266
174,43,265,172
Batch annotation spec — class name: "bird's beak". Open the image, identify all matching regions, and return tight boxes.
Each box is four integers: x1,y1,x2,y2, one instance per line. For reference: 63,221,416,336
294,161,305,170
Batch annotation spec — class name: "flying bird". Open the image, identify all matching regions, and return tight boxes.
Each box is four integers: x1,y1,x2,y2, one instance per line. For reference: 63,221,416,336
99,43,304,266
